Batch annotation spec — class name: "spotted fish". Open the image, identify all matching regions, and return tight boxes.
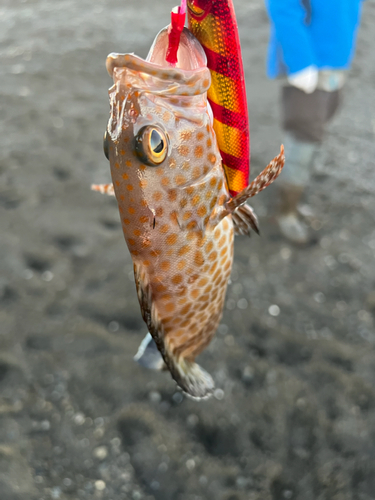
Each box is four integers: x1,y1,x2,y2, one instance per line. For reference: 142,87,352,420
93,27,284,398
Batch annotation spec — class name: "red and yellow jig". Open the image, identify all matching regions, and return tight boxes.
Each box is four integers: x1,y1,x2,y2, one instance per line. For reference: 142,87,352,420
166,0,250,196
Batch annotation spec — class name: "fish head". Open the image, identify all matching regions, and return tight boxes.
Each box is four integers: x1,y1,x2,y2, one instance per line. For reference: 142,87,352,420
104,27,223,252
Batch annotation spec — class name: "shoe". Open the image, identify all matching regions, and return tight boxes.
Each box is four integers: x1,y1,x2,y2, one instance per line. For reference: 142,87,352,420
277,213,309,244
276,183,310,244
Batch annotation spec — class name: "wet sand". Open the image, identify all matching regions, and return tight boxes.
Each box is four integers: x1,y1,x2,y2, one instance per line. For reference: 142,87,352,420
1,0,375,499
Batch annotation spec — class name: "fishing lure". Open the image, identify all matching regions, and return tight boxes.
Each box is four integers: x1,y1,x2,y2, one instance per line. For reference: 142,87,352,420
93,1,284,398
187,0,250,196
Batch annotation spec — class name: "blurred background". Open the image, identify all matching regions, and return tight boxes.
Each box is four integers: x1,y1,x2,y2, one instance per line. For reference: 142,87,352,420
1,0,375,499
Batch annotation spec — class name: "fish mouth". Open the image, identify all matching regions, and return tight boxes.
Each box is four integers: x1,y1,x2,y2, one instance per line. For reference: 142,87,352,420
106,27,211,97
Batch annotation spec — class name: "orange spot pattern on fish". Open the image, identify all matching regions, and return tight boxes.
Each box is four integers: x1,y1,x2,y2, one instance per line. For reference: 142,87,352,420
105,45,235,373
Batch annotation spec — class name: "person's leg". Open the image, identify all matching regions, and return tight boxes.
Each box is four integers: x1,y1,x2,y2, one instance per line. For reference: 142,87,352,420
277,132,317,242
277,85,334,243
282,85,330,143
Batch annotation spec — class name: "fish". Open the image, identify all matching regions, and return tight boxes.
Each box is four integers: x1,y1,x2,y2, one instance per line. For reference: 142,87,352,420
93,16,284,399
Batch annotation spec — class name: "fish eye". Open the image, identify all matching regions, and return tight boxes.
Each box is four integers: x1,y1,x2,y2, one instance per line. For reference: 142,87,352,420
135,126,168,166
103,130,109,160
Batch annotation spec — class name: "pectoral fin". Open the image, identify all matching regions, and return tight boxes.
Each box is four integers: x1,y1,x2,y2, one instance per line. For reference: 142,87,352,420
91,183,115,196
232,203,259,236
134,332,165,370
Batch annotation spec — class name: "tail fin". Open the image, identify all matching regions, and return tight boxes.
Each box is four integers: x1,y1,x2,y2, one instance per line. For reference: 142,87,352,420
232,203,259,236
135,333,214,398
172,358,215,399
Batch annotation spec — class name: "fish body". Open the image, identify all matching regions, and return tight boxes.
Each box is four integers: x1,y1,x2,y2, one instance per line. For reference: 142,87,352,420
106,28,235,397
187,0,250,196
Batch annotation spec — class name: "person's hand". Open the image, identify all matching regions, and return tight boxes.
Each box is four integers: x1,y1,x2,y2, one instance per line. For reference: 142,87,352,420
287,65,318,94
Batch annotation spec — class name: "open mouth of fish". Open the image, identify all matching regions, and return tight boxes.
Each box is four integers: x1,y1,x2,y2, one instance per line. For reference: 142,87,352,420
106,26,212,98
